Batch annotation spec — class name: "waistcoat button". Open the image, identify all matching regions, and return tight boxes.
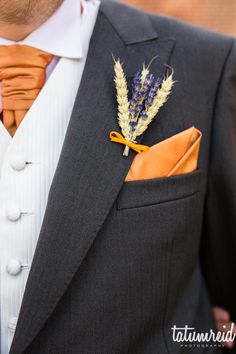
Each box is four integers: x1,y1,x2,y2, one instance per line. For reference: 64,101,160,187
6,260,22,276
10,154,26,171
6,207,21,222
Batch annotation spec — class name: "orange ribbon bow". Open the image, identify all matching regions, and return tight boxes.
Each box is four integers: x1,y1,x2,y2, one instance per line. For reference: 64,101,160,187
110,131,149,154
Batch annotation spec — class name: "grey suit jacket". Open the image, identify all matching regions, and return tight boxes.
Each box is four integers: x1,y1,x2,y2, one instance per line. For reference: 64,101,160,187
9,1,236,353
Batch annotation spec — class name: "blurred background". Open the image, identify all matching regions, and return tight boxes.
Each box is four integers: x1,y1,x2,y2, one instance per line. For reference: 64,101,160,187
122,0,236,37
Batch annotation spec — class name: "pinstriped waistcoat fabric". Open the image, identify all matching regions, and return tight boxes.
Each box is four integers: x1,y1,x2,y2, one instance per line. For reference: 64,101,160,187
0,56,81,354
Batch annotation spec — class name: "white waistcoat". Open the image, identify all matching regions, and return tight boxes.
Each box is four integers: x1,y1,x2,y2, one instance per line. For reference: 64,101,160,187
0,4,99,353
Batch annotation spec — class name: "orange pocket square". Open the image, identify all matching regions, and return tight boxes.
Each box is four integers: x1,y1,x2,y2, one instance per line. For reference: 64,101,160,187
125,126,202,182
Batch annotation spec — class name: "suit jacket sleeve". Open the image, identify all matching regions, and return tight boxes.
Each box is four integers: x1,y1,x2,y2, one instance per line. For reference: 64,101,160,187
201,38,236,320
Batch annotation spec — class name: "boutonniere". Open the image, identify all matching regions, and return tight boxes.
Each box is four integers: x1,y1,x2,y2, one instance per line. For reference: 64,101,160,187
110,57,175,156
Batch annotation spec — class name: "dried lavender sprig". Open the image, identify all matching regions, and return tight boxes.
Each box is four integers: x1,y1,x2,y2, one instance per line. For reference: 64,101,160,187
132,71,142,89
129,71,143,120
146,77,162,108
142,73,155,98
129,73,155,123
139,77,162,120
127,73,155,148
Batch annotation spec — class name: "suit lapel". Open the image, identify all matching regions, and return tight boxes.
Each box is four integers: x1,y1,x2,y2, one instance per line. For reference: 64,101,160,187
10,3,176,353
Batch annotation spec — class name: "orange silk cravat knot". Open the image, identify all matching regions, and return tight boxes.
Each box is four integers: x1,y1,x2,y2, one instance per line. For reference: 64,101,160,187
0,45,53,136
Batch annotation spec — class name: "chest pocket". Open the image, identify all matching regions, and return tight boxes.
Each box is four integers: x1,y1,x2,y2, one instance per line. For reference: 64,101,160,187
116,169,201,210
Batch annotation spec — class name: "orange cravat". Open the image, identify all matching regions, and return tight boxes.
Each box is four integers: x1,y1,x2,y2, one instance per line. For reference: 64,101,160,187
0,45,53,136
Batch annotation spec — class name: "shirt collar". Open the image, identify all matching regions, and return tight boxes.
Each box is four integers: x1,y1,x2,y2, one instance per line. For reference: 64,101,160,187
0,0,99,59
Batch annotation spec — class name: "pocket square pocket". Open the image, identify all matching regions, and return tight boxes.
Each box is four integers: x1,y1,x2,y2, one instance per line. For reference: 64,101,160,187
125,126,202,182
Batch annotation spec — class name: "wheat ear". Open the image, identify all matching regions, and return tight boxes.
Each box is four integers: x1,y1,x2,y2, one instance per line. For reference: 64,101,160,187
141,56,158,85
113,59,131,139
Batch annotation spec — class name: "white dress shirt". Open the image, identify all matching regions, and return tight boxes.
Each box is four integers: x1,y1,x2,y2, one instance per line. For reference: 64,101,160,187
0,1,100,353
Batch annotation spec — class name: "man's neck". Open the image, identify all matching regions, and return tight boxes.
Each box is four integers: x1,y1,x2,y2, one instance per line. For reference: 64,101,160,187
0,22,40,42
0,2,83,42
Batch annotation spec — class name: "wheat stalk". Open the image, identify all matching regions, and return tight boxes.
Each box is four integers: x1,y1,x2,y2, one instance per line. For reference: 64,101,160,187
113,59,132,140
141,56,158,85
135,72,175,137
141,64,150,85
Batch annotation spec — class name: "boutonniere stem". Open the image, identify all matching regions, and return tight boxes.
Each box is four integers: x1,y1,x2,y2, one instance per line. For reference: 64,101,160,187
110,131,149,153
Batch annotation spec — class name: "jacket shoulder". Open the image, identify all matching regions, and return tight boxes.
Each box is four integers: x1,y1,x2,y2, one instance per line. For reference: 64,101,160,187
101,0,234,56
149,12,234,56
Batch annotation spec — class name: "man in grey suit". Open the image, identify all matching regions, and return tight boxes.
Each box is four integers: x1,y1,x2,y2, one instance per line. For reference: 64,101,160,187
0,0,236,353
